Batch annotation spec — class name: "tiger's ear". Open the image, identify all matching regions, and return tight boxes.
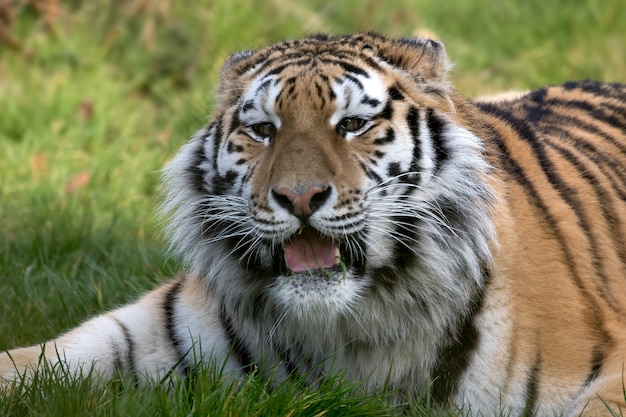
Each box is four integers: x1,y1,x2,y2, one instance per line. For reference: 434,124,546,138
377,37,450,83
216,50,256,106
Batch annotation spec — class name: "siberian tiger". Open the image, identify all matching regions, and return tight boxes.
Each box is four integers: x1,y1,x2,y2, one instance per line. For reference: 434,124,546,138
1,33,626,416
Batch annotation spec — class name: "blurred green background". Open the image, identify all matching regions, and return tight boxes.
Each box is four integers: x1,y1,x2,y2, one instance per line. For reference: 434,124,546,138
0,0,624,358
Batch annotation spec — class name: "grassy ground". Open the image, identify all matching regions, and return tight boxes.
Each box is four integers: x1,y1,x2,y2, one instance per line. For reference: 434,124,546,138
0,0,624,415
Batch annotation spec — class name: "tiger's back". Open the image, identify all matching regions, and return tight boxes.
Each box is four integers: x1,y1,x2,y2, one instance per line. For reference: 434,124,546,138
481,80,626,311
1,34,625,416
465,81,626,414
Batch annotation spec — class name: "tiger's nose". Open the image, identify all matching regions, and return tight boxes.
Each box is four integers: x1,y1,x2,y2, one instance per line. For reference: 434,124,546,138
272,185,332,218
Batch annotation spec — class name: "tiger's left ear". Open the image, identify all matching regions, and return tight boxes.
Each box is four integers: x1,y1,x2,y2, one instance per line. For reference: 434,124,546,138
378,37,450,83
216,50,256,106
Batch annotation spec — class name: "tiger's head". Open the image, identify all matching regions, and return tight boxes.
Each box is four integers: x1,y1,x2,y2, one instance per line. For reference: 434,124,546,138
163,33,495,325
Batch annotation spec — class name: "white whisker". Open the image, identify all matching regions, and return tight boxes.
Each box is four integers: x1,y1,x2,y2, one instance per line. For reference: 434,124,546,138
267,310,289,344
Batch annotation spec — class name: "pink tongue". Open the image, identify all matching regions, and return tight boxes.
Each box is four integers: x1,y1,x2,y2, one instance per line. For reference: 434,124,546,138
283,229,338,273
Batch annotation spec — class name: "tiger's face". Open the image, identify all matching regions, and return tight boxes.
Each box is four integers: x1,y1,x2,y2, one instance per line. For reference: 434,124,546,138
164,34,494,320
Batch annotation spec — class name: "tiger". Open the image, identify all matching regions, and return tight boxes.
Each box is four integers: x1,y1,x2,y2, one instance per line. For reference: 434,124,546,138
1,32,626,416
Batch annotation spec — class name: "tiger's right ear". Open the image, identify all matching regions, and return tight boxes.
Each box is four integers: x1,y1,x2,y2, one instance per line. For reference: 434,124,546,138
378,37,450,84
216,50,256,106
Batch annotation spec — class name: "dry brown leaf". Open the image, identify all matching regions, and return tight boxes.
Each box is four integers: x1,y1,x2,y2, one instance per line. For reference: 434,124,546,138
65,171,90,194
76,101,94,122
30,152,48,178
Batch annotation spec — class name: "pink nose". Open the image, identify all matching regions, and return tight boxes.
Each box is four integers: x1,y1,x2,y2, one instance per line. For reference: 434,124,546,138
272,186,331,218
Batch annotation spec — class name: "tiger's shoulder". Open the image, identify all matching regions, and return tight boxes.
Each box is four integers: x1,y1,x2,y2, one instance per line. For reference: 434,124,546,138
473,80,626,180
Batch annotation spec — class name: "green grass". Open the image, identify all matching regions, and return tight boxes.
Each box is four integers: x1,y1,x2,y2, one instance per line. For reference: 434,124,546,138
0,357,419,417
0,0,624,415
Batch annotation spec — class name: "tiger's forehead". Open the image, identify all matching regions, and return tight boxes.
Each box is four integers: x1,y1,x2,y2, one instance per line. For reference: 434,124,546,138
238,56,389,129
246,47,390,112
244,48,380,85
246,34,383,73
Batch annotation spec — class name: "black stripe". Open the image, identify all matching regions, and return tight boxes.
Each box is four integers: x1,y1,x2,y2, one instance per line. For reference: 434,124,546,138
551,98,626,131
370,265,432,314
363,55,384,72
113,318,139,385
276,77,293,106
240,161,255,183
430,270,488,403
212,175,232,195
315,82,326,108
544,140,626,271
388,86,404,101
544,125,626,200
257,78,272,92
562,80,626,104
523,352,542,416
227,111,240,138
237,165,255,196
373,128,395,146
361,94,381,108
358,159,383,183
112,341,124,378
329,59,370,78
391,216,420,270
211,119,223,172
264,57,313,76
218,305,258,375
387,162,402,178
583,347,605,387
407,106,420,140
211,121,234,196
377,102,393,120
380,187,431,273
276,92,285,110
226,140,244,154
163,278,190,375
426,108,449,174
187,126,213,195
534,102,626,154
241,100,255,114
406,106,421,183
542,125,626,190
523,86,626,133
286,83,297,99
344,73,363,89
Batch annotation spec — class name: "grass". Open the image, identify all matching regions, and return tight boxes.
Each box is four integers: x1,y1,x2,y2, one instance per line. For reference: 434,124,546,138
0,356,415,417
0,0,624,415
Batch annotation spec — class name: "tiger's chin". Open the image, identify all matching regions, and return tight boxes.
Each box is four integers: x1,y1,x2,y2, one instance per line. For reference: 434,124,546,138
269,268,366,318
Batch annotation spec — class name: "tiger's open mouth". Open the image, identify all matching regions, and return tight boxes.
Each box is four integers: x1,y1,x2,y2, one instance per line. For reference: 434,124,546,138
278,227,342,275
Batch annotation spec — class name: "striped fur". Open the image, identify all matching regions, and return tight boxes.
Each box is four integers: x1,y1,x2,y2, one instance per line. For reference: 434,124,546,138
1,33,625,416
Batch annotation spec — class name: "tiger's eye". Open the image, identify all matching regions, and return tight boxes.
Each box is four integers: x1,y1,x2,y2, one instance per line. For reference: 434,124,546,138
338,117,367,135
250,122,276,140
